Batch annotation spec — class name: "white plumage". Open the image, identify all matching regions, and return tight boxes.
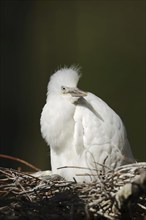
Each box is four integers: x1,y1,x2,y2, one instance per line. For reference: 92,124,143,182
40,67,135,182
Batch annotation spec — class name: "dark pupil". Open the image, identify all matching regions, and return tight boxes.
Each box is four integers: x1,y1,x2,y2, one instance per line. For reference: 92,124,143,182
62,87,65,90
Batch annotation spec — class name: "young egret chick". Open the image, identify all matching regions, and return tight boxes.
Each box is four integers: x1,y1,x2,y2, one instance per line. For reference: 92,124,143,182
40,67,135,182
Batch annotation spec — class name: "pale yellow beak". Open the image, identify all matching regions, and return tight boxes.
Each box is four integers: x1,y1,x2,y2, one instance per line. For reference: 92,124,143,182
68,87,87,97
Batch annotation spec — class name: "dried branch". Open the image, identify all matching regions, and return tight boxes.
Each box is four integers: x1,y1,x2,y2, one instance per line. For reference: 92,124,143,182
0,154,40,171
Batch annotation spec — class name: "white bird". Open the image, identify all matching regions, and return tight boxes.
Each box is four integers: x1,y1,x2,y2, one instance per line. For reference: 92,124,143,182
40,67,135,182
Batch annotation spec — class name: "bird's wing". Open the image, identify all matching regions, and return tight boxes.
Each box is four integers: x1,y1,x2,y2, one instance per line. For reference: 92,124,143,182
73,92,134,167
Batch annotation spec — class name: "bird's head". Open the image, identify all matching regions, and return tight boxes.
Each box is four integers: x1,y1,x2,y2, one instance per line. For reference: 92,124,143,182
47,67,87,103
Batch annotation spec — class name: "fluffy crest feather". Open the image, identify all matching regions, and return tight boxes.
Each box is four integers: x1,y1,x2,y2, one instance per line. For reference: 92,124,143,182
47,66,81,94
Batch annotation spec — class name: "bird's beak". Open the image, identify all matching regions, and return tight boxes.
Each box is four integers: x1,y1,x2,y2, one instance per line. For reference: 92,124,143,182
68,87,87,97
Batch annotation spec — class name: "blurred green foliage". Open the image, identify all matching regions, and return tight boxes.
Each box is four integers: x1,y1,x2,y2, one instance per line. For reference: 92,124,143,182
0,0,145,170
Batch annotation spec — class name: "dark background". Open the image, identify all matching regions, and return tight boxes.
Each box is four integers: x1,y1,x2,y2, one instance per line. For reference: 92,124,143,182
0,0,145,171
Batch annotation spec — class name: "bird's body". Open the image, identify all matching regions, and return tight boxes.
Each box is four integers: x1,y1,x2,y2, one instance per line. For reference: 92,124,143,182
41,67,135,182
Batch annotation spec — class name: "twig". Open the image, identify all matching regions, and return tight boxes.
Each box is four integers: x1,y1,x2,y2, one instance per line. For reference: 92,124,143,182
0,154,40,171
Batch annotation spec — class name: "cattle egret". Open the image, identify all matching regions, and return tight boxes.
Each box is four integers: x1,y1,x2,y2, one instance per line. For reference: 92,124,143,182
40,67,135,182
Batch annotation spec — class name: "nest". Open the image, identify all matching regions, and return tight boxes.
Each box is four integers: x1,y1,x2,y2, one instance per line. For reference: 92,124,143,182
0,162,146,220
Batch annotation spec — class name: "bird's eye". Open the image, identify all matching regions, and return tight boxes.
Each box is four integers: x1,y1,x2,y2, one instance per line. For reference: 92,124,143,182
61,86,66,91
